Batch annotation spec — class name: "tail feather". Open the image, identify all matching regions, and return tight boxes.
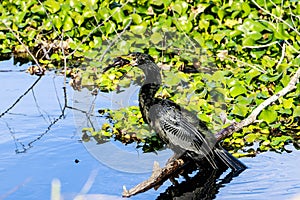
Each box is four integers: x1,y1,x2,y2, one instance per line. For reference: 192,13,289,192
214,146,247,172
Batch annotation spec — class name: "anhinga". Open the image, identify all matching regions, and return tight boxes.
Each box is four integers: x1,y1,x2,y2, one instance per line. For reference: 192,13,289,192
104,52,246,172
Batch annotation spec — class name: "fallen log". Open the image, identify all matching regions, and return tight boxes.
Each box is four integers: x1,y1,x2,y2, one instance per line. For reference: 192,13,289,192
122,159,185,197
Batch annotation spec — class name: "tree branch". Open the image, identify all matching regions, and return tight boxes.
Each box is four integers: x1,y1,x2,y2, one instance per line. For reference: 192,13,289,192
2,21,43,71
251,0,300,36
122,159,185,197
216,60,300,141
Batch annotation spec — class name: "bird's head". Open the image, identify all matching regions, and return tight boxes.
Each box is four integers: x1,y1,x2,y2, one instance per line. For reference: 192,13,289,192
104,52,158,72
103,52,161,84
125,52,155,67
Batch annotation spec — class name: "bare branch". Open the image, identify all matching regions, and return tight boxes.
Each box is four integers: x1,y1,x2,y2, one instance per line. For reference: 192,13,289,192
242,41,279,49
67,0,131,59
228,55,266,73
60,31,67,87
275,42,285,69
0,76,42,118
216,59,300,140
99,18,132,62
122,159,185,197
251,0,300,36
1,21,42,70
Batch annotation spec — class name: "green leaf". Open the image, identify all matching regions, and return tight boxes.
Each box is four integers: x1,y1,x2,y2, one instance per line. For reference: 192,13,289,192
112,7,125,23
293,106,300,117
274,23,291,40
282,98,293,109
241,2,251,17
150,32,163,44
258,74,269,82
130,22,147,35
105,21,117,34
213,32,226,44
198,113,211,123
245,133,259,143
44,0,61,13
231,103,248,117
74,13,84,26
229,84,247,97
173,16,193,33
31,4,46,15
248,32,262,40
172,2,182,14
258,109,278,124
280,74,290,86
131,13,142,24
245,69,261,84
53,15,62,29
63,15,74,31
242,37,255,46
235,96,253,105
217,9,225,21
82,9,95,18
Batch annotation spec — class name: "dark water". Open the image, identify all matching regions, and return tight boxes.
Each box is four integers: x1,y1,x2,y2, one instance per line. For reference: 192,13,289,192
0,57,299,200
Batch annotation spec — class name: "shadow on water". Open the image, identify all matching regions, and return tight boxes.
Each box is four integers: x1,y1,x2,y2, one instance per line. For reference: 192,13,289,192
157,167,244,200
1,56,300,200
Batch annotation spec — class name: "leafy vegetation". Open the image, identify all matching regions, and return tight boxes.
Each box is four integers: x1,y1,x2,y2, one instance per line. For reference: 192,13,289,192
0,0,299,155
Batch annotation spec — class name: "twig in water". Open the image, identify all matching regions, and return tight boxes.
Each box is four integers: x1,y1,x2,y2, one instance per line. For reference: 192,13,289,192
0,76,42,118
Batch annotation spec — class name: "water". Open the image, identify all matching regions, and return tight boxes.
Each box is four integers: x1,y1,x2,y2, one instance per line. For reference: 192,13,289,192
0,57,299,200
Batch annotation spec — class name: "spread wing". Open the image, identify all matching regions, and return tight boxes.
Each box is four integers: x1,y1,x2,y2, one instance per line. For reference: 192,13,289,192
148,99,218,169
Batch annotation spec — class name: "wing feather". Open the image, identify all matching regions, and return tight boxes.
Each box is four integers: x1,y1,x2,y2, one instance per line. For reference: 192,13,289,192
149,100,218,169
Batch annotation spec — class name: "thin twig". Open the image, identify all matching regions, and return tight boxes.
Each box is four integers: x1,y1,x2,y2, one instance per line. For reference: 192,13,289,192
242,41,279,49
0,76,42,118
251,0,300,36
216,62,300,140
285,40,300,54
60,31,67,87
16,87,68,153
228,55,266,73
1,21,42,70
99,18,132,62
274,41,285,69
67,0,131,59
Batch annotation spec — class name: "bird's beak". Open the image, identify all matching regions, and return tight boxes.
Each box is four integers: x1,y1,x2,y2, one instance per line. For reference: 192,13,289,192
103,56,130,72
120,54,138,66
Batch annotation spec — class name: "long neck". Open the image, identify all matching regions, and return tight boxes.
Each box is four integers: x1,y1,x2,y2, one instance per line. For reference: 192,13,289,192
138,66,162,124
139,83,161,124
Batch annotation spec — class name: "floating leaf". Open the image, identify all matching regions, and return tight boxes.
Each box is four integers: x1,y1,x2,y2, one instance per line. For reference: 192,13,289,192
63,15,74,31
231,103,248,117
229,84,247,97
44,0,61,13
74,13,84,26
245,133,259,143
150,32,163,44
282,98,293,109
293,106,300,117
131,13,142,24
130,22,147,35
258,109,278,124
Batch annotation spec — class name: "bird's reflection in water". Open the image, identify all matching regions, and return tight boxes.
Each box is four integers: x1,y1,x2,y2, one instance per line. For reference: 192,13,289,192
157,164,244,200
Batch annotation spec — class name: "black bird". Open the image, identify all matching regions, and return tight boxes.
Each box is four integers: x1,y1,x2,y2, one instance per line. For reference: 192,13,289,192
104,52,246,172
